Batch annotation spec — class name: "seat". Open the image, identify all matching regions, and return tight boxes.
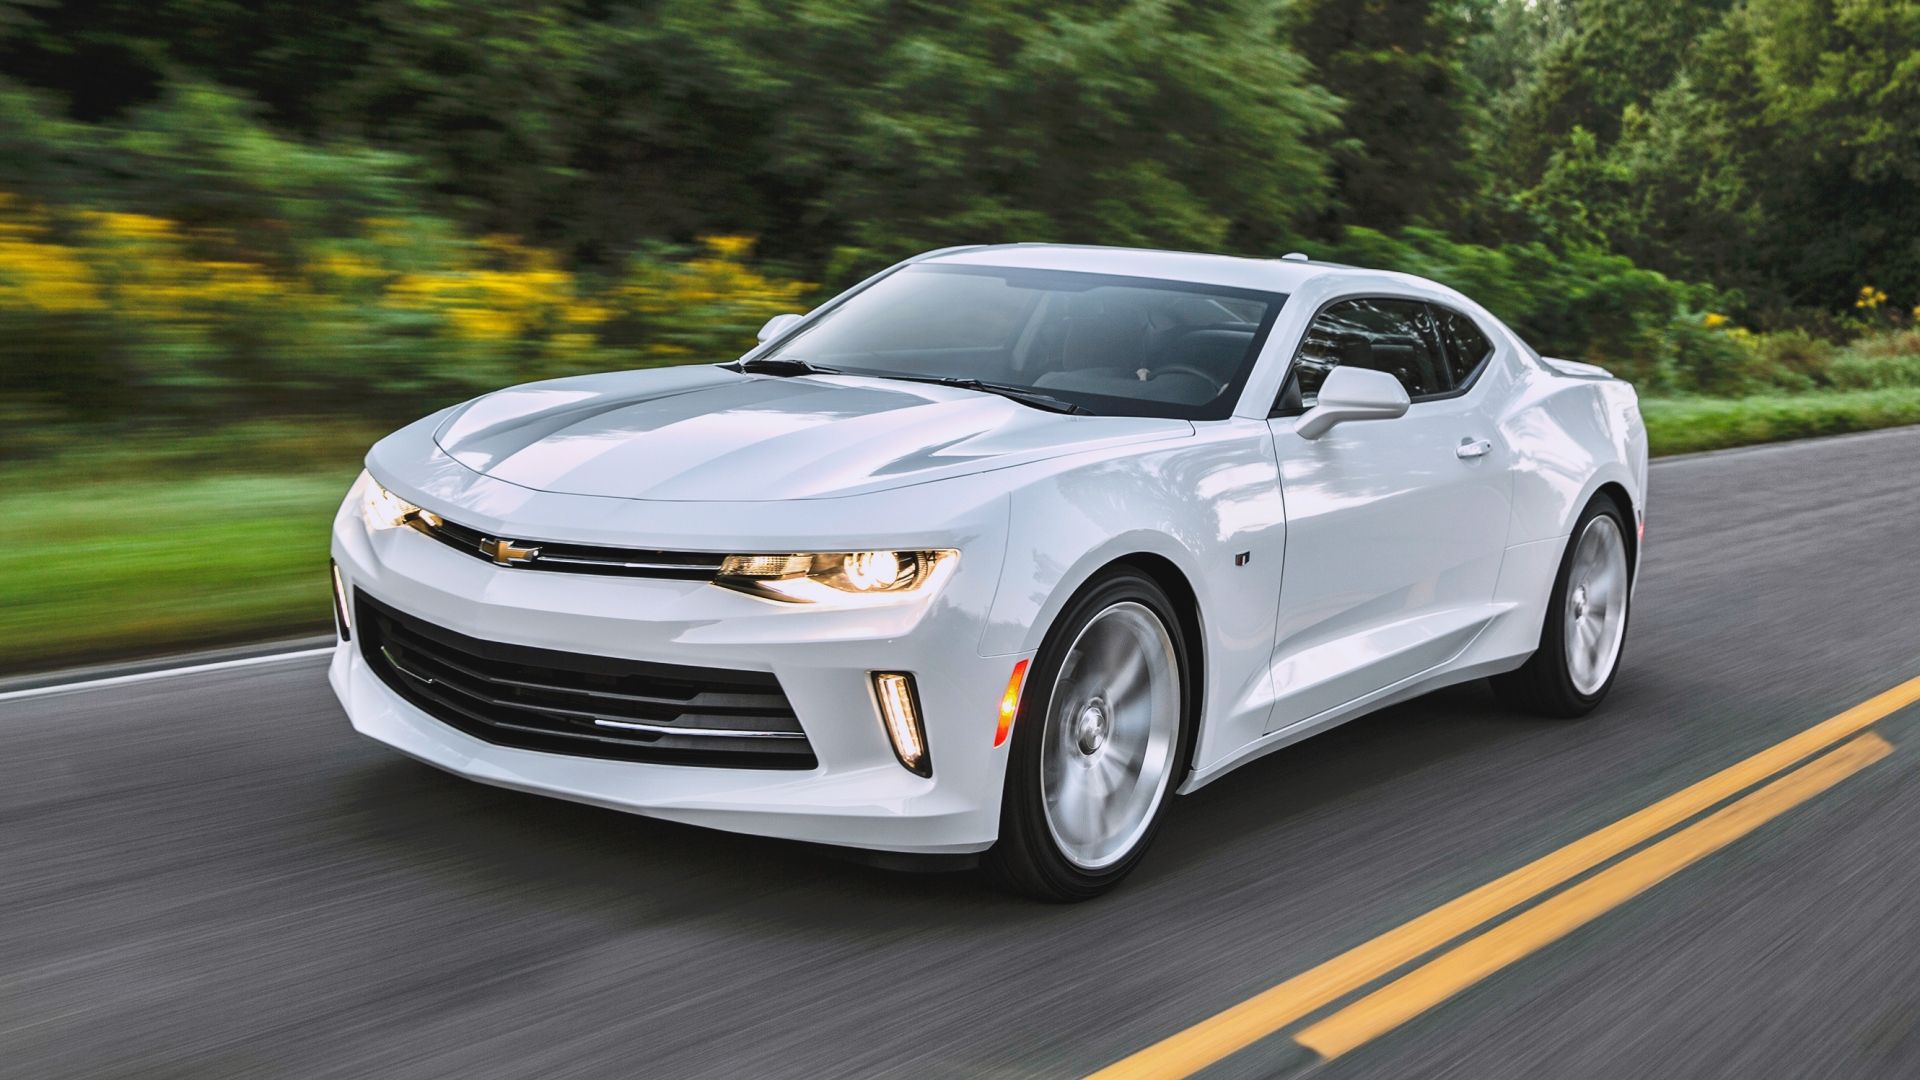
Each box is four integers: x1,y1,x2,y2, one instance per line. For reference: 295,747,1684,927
1335,333,1440,398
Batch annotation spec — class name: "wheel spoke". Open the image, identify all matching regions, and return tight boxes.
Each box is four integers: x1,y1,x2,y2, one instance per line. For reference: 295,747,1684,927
1562,515,1629,696
1049,768,1092,838
1095,751,1134,800
1039,600,1181,870
1107,648,1149,707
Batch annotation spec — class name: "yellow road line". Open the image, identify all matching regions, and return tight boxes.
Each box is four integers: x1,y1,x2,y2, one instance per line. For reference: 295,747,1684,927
1295,732,1893,1058
1089,675,1920,1079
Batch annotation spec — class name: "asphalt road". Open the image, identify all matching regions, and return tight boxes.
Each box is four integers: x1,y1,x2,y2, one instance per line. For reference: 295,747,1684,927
5,426,1920,1079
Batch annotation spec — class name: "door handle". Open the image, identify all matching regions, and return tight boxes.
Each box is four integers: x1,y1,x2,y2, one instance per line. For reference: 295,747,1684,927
1456,438,1492,459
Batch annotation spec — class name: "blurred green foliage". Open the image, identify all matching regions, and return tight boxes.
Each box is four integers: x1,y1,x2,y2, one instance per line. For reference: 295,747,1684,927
0,466,350,673
1470,0,1920,318
0,187,812,436
6,0,1920,666
3,0,1920,442
1641,387,1920,456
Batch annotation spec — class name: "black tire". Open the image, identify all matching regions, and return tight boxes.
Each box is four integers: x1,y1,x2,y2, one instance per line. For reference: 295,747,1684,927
1492,497,1633,718
984,568,1194,901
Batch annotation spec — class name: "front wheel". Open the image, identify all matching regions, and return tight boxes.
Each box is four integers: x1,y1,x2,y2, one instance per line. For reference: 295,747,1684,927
985,569,1191,901
1493,498,1632,717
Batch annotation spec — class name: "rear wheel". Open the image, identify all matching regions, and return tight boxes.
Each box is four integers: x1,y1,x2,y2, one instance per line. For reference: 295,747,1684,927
985,569,1190,901
1493,498,1632,717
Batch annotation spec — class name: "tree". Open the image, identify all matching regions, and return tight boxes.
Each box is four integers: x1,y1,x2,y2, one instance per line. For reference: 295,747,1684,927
1495,0,1734,183
1488,0,1920,315
1294,0,1482,232
596,0,1340,273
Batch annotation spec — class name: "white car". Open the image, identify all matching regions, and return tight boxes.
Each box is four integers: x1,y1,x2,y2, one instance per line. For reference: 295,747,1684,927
328,244,1646,899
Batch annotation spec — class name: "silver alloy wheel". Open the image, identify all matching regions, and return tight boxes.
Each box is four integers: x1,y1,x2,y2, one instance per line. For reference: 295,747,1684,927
1040,601,1181,870
1564,514,1630,695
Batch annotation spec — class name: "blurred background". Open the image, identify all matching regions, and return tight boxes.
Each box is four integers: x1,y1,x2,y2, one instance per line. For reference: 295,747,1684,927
4,0,1918,673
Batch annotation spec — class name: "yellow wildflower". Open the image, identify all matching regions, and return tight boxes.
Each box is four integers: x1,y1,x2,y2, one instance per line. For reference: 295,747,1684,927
311,252,387,282
701,235,755,260
0,234,107,312
447,306,522,340
85,211,176,242
562,300,612,326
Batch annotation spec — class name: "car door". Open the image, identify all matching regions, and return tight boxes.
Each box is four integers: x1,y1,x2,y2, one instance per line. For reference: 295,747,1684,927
1263,295,1512,732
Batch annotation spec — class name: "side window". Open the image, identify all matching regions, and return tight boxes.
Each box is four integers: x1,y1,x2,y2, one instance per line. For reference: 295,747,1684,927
1285,297,1447,409
1434,306,1493,389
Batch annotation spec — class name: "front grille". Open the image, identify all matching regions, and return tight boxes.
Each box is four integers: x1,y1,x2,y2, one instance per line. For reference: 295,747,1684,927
356,591,815,769
410,514,724,579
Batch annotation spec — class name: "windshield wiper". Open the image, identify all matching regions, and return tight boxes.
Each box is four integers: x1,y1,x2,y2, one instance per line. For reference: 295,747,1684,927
725,360,1091,414
869,374,1093,415
722,356,843,377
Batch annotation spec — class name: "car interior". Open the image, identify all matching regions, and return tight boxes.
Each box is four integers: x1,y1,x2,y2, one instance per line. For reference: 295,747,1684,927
1022,289,1265,406
1289,299,1452,408
765,266,1281,417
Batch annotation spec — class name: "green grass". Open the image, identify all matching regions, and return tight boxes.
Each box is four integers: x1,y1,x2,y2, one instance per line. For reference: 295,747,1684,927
1641,386,1920,456
7,388,1920,674
1,468,354,674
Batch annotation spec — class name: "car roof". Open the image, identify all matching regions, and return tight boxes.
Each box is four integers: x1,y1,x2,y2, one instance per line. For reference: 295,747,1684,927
920,242,1436,298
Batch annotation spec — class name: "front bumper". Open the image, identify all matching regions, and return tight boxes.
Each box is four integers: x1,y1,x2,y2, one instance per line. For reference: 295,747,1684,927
329,470,1020,855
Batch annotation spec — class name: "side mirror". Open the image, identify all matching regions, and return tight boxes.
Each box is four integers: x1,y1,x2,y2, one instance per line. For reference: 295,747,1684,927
756,312,805,344
1293,366,1410,439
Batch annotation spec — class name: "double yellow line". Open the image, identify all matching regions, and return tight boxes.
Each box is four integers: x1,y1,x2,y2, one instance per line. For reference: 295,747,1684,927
1091,676,1920,1077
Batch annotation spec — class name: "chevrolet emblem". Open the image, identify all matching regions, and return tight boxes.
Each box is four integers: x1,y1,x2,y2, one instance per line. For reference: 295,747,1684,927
479,537,542,566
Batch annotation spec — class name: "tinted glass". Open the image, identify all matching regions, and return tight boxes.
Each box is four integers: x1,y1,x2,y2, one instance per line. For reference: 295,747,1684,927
1435,306,1493,388
760,264,1287,420
1289,297,1447,407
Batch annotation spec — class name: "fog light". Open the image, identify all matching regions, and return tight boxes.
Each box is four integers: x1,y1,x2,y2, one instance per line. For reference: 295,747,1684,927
329,560,352,641
871,672,930,776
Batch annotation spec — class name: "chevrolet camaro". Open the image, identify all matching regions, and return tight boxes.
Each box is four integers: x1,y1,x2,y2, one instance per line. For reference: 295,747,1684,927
328,244,1647,900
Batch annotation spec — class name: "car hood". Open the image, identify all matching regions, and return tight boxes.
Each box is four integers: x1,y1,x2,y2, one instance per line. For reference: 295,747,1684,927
431,366,1192,501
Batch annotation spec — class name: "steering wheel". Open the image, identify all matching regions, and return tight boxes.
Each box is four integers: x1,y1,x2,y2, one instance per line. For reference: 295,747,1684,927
1150,364,1227,394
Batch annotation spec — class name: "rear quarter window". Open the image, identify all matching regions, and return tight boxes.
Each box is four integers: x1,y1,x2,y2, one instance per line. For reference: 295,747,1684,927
1435,307,1494,389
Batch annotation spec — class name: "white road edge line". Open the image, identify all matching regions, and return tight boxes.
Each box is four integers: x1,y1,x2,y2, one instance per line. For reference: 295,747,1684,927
0,646,338,705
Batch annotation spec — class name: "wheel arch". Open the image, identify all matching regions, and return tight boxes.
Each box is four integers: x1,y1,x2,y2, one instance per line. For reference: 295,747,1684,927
981,432,1288,790
1590,480,1638,576
1104,552,1207,783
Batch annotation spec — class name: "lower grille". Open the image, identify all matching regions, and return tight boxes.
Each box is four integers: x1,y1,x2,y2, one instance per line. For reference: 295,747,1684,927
356,591,815,769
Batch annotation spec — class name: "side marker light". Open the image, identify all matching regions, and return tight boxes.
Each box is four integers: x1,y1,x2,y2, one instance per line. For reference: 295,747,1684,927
995,660,1031,748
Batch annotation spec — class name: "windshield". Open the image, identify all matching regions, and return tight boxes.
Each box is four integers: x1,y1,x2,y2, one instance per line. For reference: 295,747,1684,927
757,263,1288,420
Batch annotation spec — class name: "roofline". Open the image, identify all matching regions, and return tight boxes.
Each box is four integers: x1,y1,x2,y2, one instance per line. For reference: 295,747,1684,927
933,241,1347,270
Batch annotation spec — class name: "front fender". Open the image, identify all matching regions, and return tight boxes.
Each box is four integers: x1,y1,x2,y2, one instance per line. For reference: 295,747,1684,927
979,420,1289,768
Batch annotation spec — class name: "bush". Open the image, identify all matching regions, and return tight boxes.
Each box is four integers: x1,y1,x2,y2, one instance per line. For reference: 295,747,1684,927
1317,227,1919,398
1827,330,1920,389
1667,319,1767,396
1322,226,1720,391
1745,328,1838,389
1641,388,1920,456
0,188,815,438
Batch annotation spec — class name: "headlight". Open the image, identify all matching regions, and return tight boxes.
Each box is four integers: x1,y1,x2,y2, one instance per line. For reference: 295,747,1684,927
360,475,440,532
715,550,956,604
